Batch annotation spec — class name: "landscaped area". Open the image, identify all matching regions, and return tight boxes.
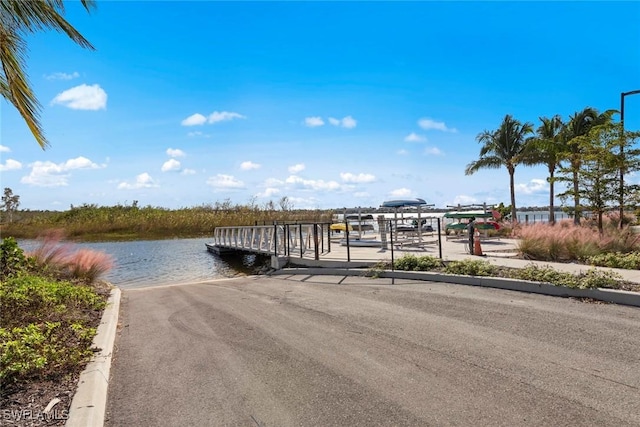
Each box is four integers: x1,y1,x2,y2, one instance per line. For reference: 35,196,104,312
0,234,113,425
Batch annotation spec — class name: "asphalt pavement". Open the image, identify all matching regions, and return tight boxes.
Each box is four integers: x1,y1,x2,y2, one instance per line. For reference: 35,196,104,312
104,274,640,426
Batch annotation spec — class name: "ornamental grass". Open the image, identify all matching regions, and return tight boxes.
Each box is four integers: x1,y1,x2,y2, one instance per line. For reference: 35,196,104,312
513,218,640,262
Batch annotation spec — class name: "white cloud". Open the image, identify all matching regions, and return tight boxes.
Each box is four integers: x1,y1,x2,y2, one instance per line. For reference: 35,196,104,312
161,159,181,172
117,172,158,190
340,172,376,183
51,84,107,110
258,187,280,198
517,178,548,195
288,163,305,174
397,149,409,155
389,188,412,198
182,168,196,175
329,116,357,129
424,147,443,155
404,132,426,142
45,71,79,81
285,175,341,191
240,161,261,171
341,115,357,129
304,116,325,127
452,194,478,205
187,131,210,137
206,174,244,190
264,177,284,187
64,157,101,169
418,118,457,133
0,159,22,172
181,113,207,126
208,111,246,123
21,156,102,187
166,148,185,158
0,145,10,152
181,111,245,126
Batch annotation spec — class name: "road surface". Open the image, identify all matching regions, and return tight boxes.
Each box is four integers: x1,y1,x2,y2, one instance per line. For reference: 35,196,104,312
105,274,640,426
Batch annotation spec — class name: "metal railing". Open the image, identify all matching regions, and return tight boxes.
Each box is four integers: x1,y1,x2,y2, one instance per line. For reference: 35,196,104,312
212,223,332,259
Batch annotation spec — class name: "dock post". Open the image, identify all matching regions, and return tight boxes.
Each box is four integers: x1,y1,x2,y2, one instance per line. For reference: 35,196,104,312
378,215,387,250
313,224,319,260
299,225,303,258
437,218,442,259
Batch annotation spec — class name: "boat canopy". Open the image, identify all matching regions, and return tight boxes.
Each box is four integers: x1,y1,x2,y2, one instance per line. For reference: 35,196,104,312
381,198,427,208
444,210,497,219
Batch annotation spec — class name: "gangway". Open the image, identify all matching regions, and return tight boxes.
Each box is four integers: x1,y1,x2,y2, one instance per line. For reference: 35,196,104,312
206,223,332,260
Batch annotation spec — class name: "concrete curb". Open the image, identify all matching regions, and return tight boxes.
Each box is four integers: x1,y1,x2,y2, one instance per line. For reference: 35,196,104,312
270,268,640,308
66,287,121,427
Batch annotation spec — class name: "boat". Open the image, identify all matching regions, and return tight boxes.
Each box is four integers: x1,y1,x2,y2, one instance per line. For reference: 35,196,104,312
444,210,501,235
333,213,376,233
330,223,353,232
339,238,383,247
381,198,427,208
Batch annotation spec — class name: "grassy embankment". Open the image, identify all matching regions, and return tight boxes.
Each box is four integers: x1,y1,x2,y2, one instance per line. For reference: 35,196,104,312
1,203,335,241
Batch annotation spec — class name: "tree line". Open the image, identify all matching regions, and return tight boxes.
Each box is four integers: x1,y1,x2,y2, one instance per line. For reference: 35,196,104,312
465,108,640,231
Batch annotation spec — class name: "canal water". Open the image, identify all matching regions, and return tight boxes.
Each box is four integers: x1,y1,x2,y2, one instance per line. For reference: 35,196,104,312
17,237,262,289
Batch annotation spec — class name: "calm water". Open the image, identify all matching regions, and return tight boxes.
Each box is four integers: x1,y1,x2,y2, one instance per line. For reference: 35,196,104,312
17,237,262,289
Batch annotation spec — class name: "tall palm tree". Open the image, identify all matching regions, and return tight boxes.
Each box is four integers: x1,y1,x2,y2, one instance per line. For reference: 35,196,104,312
526,115,564,223
561,107,615,224
465,114,534,223
0,0,95,149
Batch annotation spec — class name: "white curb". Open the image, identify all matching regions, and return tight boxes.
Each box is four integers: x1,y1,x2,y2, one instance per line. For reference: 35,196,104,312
66,287,121,427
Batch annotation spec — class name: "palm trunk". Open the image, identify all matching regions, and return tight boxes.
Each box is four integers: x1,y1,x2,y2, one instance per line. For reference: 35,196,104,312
549,169,555,224
509,169,517,223
572,167,580,225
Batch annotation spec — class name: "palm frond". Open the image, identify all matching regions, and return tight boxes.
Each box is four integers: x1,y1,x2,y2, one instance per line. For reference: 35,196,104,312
0,0,95,149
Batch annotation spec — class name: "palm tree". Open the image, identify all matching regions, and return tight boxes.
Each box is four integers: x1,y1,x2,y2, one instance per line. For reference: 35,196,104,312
0,0,96,149
526,115,564,223
465,114,534,223
560,107,615,224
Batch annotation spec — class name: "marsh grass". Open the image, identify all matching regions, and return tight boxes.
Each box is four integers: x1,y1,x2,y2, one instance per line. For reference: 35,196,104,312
1,203,335,241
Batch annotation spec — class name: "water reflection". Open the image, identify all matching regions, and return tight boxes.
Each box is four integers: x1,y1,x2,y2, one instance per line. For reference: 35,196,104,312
17,237,268,289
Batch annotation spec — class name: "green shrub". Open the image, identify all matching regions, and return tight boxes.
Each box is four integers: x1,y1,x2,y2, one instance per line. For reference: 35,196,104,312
393,255,442,271
0,237,32,280
444,259,495,276
585,252,640,269
578,269,622,289
415,256,443,271
0,275,106,329
513,265,581,288
394,255,420,271
0,321,97,383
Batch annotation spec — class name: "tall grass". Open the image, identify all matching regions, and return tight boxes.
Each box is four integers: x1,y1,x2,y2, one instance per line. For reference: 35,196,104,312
27,230,114,284
514,219,640,262
1,202,335,241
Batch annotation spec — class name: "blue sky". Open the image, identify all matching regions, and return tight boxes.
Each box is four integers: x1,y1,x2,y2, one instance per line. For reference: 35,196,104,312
2,1,639,211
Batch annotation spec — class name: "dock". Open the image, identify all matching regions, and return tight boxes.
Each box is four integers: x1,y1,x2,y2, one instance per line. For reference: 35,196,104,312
206,222,519,269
